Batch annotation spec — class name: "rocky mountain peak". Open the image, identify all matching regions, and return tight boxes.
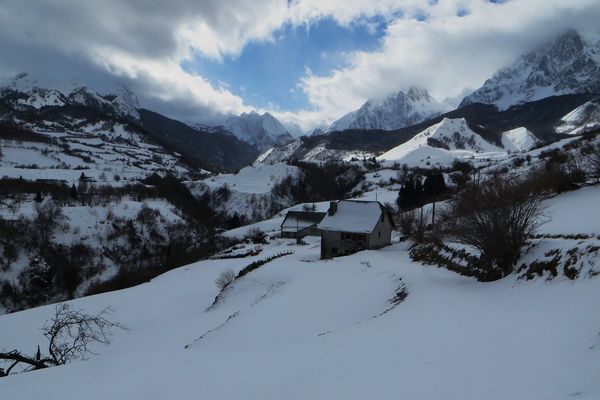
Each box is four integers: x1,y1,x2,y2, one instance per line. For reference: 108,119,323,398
327,87,446,132
461,29,600,109
224,111,294,151
0,73,142,120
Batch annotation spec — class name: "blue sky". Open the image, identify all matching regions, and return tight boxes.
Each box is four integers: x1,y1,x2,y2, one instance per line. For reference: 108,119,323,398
182,17,387,111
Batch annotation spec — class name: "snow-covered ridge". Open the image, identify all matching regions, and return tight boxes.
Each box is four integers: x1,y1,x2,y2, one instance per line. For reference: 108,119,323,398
556,98,600,135
378,118,537,167
328,87,447,132
461,29,600,110
378,118,500,164
0,73,141,120
224,111,294,151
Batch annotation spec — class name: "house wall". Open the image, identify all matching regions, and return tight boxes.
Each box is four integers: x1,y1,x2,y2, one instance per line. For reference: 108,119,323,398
367,215,393,249
321,230,371,259
321,230,340,259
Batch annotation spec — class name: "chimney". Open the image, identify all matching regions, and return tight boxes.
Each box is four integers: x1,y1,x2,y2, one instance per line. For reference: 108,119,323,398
329,201,337,216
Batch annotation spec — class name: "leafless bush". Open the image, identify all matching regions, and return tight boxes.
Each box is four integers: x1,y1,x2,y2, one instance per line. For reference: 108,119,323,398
214,268,236,290
34,199,64,245
443,177,548,278
0,303,126,377
397,209,417,237
246,228,267,244
582,142,600,180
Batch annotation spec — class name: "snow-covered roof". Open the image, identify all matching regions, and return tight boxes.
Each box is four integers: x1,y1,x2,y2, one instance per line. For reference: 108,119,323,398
318,200,386,234
281,211,325,232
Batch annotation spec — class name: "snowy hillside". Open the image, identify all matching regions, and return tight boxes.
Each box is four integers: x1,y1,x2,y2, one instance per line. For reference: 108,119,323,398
224,111,294,151
378,118,510,167
501,127,538,152
187,163,301,221
258,139,375,164
461,29,600,110
0,121,190,183
1,183,599,399
556,98,600,135
328,87,447,132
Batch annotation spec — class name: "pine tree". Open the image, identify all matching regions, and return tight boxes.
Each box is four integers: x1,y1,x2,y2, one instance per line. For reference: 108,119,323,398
70,184,78,200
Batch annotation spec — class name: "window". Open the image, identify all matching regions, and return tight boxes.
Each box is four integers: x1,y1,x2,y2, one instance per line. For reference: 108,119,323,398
378,231,381,238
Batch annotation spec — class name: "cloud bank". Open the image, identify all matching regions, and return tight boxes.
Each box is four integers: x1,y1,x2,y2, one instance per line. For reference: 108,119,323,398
1,0,599,130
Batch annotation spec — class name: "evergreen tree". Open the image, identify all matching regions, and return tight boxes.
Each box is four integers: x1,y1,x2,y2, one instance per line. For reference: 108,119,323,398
70,184,78,200
228,213,242,230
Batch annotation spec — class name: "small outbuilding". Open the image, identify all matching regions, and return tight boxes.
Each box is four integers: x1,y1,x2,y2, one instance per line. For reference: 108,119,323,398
280,211,326,239
318,200,394,259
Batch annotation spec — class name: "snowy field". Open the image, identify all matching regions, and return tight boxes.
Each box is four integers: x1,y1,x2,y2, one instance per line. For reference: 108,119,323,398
542,185,600,236
200,163,300,195
1,186,599,399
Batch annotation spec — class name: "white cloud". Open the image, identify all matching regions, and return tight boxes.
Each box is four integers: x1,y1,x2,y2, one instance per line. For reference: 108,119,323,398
1,0,600,130
294,0,600,129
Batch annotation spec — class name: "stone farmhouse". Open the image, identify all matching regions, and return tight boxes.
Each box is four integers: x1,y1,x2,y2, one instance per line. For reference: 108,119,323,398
317,200,394,259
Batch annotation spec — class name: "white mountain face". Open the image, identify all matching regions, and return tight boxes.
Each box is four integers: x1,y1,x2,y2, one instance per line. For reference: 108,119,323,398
327,87,447,132
224,111,294,151
105,86,141,120
0,73,141,120
461,29,600,110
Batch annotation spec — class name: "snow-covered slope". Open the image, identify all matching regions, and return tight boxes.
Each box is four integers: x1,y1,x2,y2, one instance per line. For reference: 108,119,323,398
556,98,600,135
1,184,599,399
461,29,600,110
378,118,504,166
224,111,294,151
187,163,301,221
328,87,447,132
501,127,537,152
0,120,189,182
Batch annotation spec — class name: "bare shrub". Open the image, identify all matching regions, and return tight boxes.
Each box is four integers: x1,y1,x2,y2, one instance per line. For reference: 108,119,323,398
0,304,126,377
397,209,417,237
214,268,236,290
443,177,548,279
582,142,600,180
246,228,267,244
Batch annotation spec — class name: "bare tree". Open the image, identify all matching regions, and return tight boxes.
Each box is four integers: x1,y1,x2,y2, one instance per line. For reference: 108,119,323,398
34,199,64,245
0,304,126,377
215,269,236,290
582,142,600,180
443,177,548,279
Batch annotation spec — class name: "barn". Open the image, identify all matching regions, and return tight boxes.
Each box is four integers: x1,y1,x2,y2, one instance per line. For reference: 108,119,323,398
280,211,326,239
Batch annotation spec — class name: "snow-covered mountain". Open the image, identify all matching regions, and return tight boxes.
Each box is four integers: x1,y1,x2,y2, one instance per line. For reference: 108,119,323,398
327,87,447,132
0,73,141,120
461,29,600,110
224,111,294,151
